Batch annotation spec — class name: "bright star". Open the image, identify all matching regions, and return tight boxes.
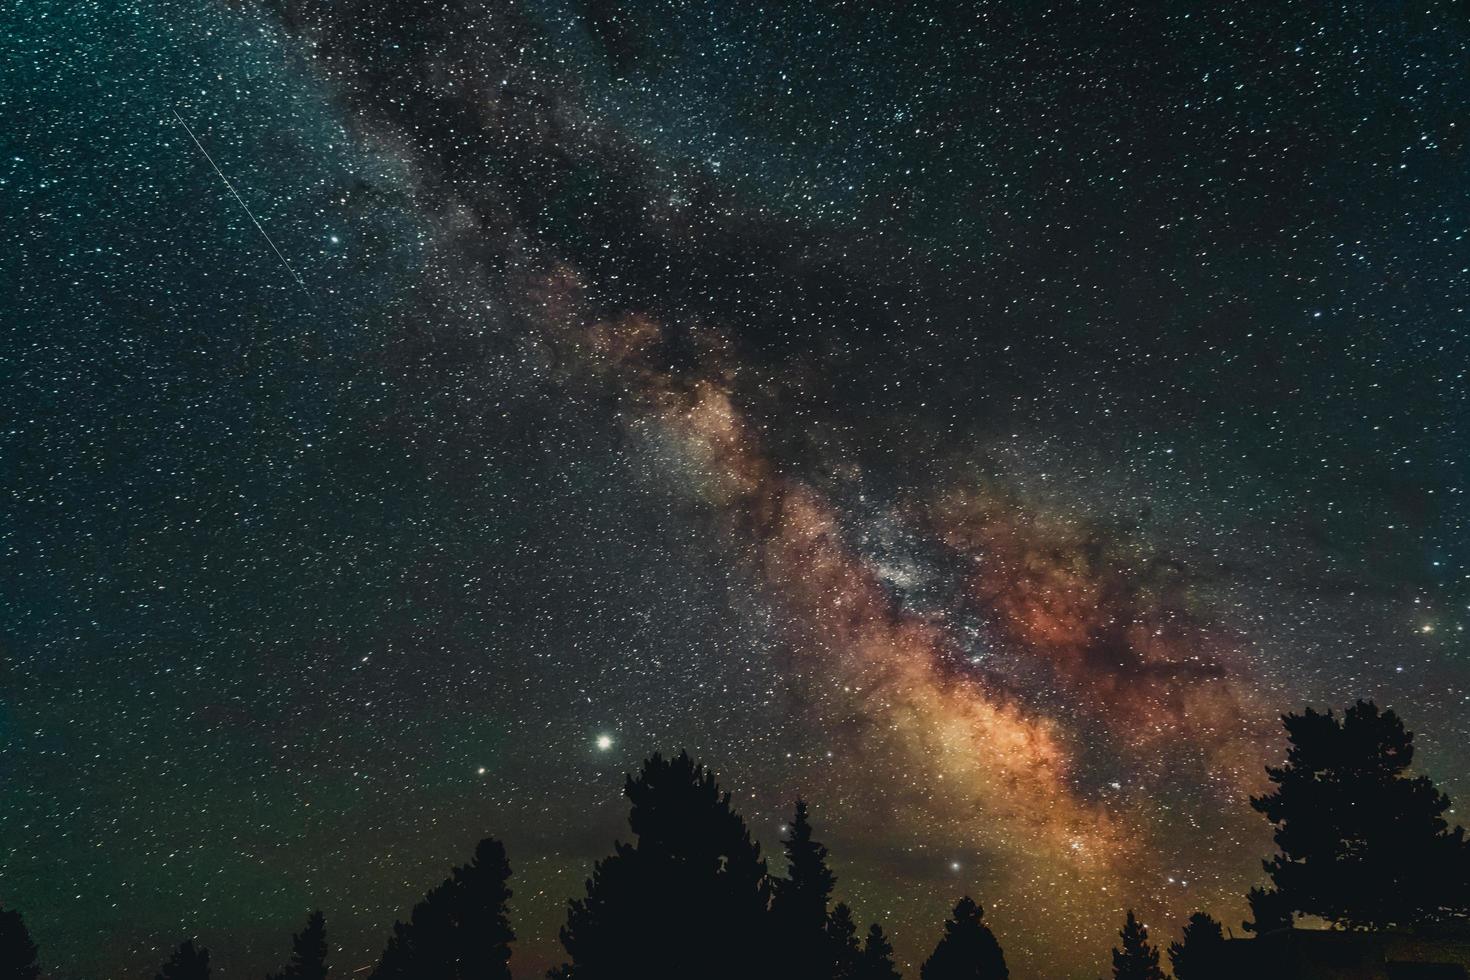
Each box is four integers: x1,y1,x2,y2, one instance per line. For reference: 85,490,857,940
596,734,613,751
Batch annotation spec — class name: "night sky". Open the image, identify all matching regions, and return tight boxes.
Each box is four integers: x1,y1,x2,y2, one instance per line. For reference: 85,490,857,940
3,2,1468,978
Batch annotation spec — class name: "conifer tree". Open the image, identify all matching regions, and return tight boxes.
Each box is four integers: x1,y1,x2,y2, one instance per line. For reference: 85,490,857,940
1110,911,1164,980
920,896,1008,980
269,911,329,980
0,907,39,980
451,839,516,979
1241,886,1291,935
828,903,862,980
857,923,902,980
553,751,770,980
372,837,514,980
1251,700,1470,928
157,940,211,980
772,799,839,979
1168,912,1225,980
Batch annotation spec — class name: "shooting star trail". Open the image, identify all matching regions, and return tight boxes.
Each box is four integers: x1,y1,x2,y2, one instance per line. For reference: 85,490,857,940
171,107,307,294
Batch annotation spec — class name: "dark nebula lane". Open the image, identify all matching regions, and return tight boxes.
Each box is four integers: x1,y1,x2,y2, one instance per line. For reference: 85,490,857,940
2,2,1467,978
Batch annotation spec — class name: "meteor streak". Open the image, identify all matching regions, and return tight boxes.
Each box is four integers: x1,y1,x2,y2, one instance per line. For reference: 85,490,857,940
171,106,306,294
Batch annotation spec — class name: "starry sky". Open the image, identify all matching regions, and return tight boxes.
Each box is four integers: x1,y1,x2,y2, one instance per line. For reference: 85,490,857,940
3,1,1468,978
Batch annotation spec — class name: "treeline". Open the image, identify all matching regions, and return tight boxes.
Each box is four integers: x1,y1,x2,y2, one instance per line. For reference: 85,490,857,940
3,701,1469,980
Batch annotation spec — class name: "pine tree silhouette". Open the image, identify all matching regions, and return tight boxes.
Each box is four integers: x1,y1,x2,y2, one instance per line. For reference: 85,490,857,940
857,923,902,980
553,751,771,980
0,907,39,980
772,799,840,979
269,911,329,980
1251,700,1470,928
1168,912,1225,980
1241,885,1292,935
1110,911,1164,980
920,897,1008,980
828,903,862,980
372,837,514,980
157,940,211,980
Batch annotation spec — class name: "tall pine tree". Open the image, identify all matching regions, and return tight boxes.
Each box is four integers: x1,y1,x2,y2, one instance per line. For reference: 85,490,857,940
857,924,902,980
827,903,862,980
1251,701,1470,928
1168,912,1225,980
372,837,514,980
772,799,839,979
0,907,39,980
157,941,211,980
1111,911,1164,980
269,911,328,980
920,896,1008,980
553,751,771,980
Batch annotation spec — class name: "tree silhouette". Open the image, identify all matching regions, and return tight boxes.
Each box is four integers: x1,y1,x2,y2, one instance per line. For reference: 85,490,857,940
857,923,902,980
772,799,839,979
372,837,514,980
828,903,862,979
0,907,39,980
1251,700,1470,929
1241,885,1292,935
157,940,211,980
553,751,771,979
1111,911,1164,980
1168,912,1225,980
269,911,329,980
920,896,1008,980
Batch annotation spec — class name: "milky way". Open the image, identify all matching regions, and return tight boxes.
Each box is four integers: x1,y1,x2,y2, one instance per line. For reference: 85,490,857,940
3,2,1468,978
